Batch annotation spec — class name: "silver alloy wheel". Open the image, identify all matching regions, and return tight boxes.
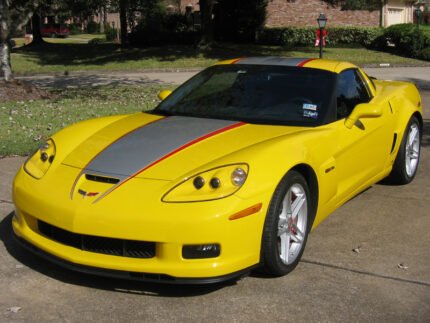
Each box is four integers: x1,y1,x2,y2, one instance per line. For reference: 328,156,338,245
405,123,420,177
277,183,307,265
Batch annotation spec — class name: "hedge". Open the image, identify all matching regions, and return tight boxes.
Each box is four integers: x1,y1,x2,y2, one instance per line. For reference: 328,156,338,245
256,26,383,48
418,47,430,61
382,24,430,58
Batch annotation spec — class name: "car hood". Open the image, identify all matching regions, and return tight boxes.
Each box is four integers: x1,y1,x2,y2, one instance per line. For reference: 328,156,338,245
61,112,308,181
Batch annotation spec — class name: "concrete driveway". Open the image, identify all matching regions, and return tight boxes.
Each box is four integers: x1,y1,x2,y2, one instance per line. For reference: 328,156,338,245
16,66,430,89
1,72,429,322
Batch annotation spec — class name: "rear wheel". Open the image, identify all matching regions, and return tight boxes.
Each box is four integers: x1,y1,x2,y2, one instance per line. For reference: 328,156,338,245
388,116,421,184
261,170,313,276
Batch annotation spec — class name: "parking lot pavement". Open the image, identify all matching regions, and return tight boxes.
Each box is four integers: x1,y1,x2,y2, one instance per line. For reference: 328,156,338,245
0,89,429,322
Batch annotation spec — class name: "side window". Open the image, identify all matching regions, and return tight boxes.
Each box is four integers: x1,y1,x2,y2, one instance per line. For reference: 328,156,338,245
336,69,371,120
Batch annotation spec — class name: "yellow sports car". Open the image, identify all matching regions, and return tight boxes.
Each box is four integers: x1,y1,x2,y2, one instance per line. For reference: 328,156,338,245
12,57,423,283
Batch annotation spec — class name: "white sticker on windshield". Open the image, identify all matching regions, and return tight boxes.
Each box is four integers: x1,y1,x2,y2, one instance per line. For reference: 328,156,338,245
303,103,317,111
303,110,318,119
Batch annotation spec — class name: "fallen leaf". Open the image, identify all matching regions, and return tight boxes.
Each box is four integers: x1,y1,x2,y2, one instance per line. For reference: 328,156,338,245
8,307,21,313
352,245,362,254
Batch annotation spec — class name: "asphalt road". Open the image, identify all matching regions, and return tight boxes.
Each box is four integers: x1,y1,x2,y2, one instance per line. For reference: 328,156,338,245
0,74,429,322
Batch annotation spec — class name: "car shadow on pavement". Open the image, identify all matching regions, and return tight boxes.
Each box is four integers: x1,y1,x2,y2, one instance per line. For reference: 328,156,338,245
0,213,236,296
24,74,165,90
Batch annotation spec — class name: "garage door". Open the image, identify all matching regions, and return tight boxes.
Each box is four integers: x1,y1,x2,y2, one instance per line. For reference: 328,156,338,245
388,7,404,25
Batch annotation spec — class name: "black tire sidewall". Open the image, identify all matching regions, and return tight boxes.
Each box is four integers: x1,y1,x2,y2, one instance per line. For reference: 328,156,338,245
261,170,313,276
393,116,421,184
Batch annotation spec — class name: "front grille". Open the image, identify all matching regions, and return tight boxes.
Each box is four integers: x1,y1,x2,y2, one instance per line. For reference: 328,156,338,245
38,221,155,258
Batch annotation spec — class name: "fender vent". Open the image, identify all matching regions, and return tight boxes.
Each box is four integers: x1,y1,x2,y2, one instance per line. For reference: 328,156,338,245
391,133,397,154
85,174,120,184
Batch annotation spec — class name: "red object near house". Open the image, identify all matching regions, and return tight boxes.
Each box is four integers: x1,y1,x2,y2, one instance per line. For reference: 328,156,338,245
41,24,70,38
315,29,327,47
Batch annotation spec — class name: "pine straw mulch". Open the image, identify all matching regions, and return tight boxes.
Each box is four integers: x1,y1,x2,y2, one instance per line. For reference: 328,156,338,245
0,79,51,103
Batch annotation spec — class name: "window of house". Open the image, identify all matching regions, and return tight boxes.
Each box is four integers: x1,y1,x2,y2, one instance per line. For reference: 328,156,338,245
336,69,372,120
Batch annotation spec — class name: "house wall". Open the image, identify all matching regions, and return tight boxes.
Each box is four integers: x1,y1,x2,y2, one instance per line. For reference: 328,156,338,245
265,0,379,27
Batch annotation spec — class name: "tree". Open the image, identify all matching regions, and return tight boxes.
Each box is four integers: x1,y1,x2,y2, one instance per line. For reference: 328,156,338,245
31,10,44,44
119,0,129,47
215,0,268,42
199,0,216,47
0,0,40,81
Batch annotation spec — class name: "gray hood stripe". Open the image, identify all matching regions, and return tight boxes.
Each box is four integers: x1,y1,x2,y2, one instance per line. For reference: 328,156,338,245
85,116,239,177
72,116,244,201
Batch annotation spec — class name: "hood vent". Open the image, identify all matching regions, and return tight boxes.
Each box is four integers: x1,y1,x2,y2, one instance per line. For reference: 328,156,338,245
85,174,120,184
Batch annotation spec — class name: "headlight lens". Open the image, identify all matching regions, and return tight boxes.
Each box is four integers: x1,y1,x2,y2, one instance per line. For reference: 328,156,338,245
231,167,247,186
24,139,56,179
162,164,248,202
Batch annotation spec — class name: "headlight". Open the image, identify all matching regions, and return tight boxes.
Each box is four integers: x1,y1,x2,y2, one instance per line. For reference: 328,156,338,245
24,139,56,179
162,164,248,202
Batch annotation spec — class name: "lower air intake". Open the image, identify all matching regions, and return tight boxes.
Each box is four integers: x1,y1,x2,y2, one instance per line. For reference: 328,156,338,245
38,221,155,258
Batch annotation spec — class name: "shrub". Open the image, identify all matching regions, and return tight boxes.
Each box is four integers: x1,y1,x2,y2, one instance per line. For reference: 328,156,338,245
256,26,383,48
383,24,430,57
105,25,118,42
418,46,430,61
68,24,82,35
129,12,197,46
327,27,383,47
86,21,99,34
88,38,102,45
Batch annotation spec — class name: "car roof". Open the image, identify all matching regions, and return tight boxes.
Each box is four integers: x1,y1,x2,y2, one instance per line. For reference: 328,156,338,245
216,57,357,74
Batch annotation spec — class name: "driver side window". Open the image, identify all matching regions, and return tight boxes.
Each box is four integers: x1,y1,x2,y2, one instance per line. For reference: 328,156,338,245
336,69,371,120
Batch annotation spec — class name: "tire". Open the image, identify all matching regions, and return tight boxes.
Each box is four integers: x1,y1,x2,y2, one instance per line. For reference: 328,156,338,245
261,170,314,276
387,116,421,185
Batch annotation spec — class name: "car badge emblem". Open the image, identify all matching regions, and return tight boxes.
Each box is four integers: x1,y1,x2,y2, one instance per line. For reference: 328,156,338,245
78,189,99,198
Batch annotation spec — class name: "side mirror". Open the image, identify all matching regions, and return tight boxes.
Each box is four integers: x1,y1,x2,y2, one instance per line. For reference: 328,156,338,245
345,103,382,129
158,90,172,101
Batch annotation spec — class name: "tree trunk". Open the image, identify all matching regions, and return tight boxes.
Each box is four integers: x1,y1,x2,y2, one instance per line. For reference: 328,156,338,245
0,0,39,81
119,0,129,48
199,0,215,48
0,0,11,81
99,6,105,33
31,12,44,44
0,41,12,81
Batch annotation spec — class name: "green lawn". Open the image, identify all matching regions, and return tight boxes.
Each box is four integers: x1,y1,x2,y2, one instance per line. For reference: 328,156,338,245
12,33,106,47
11,42,428,75
0,84,167,157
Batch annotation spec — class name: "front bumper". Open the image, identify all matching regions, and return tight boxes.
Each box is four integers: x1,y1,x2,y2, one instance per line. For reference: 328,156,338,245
13,165,269,281
13,233,256,284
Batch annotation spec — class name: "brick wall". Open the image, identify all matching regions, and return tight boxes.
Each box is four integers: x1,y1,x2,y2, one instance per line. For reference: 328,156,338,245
266,0,380,27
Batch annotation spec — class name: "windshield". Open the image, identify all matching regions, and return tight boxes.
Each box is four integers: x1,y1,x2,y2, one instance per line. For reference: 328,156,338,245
153,65,336,126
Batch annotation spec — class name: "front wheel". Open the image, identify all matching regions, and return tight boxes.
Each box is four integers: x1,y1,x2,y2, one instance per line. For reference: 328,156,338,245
387,116,421,184
261,171,314,276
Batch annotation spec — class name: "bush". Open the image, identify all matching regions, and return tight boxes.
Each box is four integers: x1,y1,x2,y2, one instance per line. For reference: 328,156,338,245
418,47,430,61
86,21,99,34
327,27,383,47
129,12,197,46
88,38,102,45
68,24,82,35
105,25,118,42
256,27,314,47
382,24,430,57
256,26,383,48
